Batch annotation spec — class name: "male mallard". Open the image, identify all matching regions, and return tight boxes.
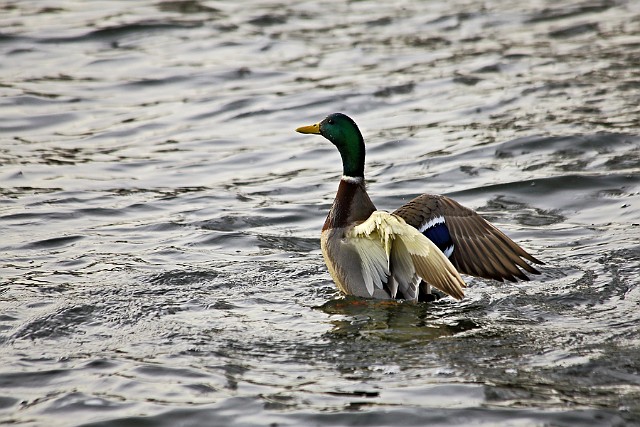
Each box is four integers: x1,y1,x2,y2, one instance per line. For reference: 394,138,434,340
296,113,543,301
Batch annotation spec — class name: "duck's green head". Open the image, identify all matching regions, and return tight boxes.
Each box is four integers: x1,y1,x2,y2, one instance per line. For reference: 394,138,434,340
296,113,365,178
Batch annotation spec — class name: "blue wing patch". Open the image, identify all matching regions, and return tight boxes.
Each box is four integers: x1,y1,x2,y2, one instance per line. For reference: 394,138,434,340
419,215,455,258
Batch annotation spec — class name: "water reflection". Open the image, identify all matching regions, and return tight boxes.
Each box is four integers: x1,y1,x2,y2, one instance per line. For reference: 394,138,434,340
318,297,479,343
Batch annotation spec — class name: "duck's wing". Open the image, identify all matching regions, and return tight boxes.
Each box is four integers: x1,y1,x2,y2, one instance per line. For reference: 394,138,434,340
347,211,466,300
394,194,543,282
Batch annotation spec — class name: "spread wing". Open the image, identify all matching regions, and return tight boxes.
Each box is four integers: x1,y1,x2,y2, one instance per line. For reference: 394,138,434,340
347,211,466,300
394,194,543,282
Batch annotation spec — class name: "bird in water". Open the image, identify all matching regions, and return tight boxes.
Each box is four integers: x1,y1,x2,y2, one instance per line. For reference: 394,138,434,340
296,113,543,302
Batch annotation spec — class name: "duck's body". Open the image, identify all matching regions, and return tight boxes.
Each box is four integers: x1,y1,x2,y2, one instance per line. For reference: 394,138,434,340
319,177,380,297
296,113,542,301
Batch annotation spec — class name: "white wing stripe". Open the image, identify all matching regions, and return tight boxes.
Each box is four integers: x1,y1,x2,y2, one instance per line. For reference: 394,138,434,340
443,244,454,258
418,215,445,233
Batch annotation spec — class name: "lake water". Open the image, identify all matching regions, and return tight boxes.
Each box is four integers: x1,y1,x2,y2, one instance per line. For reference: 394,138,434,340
1,1,639,426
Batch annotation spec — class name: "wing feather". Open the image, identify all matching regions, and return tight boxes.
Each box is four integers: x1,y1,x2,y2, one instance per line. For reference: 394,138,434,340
349,235,389,296
348,211,466,300
389,238,417,299
394,194,543,282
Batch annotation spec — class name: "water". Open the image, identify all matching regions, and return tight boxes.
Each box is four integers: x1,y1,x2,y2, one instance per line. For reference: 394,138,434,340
1,0,639,425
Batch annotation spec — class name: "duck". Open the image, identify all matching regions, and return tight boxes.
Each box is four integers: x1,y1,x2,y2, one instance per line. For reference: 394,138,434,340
296,112,543,302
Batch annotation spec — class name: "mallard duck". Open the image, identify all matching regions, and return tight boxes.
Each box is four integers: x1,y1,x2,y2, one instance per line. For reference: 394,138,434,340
296,113,543,301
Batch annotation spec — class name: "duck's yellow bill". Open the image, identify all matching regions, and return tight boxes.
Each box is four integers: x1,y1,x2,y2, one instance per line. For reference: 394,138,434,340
295,123,320,134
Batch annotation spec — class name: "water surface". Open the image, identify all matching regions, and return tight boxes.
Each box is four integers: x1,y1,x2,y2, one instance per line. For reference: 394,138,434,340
1,1,639,426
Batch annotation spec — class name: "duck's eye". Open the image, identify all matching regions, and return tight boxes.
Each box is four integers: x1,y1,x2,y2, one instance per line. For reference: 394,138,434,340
327,118,334,125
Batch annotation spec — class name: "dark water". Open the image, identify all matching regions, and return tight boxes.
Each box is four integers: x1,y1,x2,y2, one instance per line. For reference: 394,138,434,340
1,1,640,426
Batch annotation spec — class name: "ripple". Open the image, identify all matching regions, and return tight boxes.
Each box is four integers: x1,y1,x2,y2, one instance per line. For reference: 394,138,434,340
23,235,84,249
0,369,69,389
549,22,600,38
1,112,77,133
527,2,614,23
